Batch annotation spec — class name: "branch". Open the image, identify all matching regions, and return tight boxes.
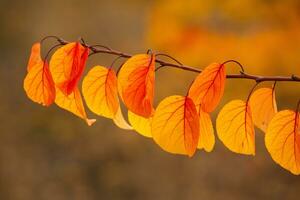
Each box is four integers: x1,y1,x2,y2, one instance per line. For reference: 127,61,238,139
54,37,300,83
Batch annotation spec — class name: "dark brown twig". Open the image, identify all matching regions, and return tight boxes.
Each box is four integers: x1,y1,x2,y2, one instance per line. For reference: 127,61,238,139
51,37,300,83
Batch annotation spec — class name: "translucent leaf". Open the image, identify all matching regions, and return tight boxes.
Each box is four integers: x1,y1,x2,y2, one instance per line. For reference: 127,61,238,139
152,95,199,157
24,43,55,106
216,100,255,155
198,110,215,152
188,63,226,113
128,111,152,138
249,87,277,132
55,87,96,126
118,54,155,118
265,110,300,175
82,66,131,129
113,106,132,130
27,42,42,72
50,42,89,95
82,66,119,118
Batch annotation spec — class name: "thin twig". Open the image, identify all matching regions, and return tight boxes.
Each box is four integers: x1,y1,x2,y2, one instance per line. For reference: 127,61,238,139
53,37,300,83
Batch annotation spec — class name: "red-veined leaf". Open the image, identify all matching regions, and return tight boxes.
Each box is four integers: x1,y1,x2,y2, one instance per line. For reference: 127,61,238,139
50,42,89,95
82,66,131,129
216,100,255,155
151,95,199,157
265,110,300,175
118,54,155,118
24,43,55,106
188,63,226,113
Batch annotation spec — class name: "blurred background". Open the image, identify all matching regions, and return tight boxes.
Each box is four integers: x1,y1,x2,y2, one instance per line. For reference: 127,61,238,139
1,0,300,199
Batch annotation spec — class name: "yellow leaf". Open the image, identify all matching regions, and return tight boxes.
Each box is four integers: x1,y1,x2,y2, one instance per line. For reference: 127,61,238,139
128,111,152,138
265,110,300,175
82,66,119,118
82,66,131,129
118,54,155,117
113,106,132,130
216,100,255,155
151,95,199,157
188,63,226,113
55,87,96,126
198,110,215,152
249,87,277,132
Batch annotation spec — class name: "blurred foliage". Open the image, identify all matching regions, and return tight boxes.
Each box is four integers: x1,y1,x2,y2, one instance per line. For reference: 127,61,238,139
0,0,300,199
147,0,300,109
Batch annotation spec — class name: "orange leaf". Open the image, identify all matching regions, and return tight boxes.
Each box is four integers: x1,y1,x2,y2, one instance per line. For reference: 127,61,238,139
249,87,277,132
216,100,255,155
128,111,152,138
198,110,215,152
82,66,131,129
118,54,155,118
265,110,300,175
188,63,226,113
151,95,199,157
50,42,89,96
55,87,96,126
24,43,55,106
27,42,42,72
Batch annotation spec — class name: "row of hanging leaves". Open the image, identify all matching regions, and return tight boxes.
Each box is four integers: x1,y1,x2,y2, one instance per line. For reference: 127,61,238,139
23,38,300,175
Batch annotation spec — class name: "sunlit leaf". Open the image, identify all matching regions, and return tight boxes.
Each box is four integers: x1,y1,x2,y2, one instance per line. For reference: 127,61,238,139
50,42,89,96
27,42,42,72
188,62,226,113
55,87,96,126
265,110,300,175
249,87,277,132
24,43,55,106
82,66,131,129
113,106,132,130
118,54,155,118
198,109,215,152
216,100,255,155
151,95,199,157
82,66,119,118
128,111,152,138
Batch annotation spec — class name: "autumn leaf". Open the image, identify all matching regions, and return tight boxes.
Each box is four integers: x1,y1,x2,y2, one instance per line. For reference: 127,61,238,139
50,42,89,96
24,43,56,106
82,65,131,129
128,111,152,138
118,54,155,118
198,109,215,152
55,87,96,126
151,95,199,157
113,107,132,130
216,100,255,155
188,62,226,113
249,87,277,132
27,42,42,72
265,110,300,175
82,66,119,118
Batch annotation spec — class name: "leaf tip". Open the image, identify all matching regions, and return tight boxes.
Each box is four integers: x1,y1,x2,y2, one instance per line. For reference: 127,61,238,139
86,119,97,126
